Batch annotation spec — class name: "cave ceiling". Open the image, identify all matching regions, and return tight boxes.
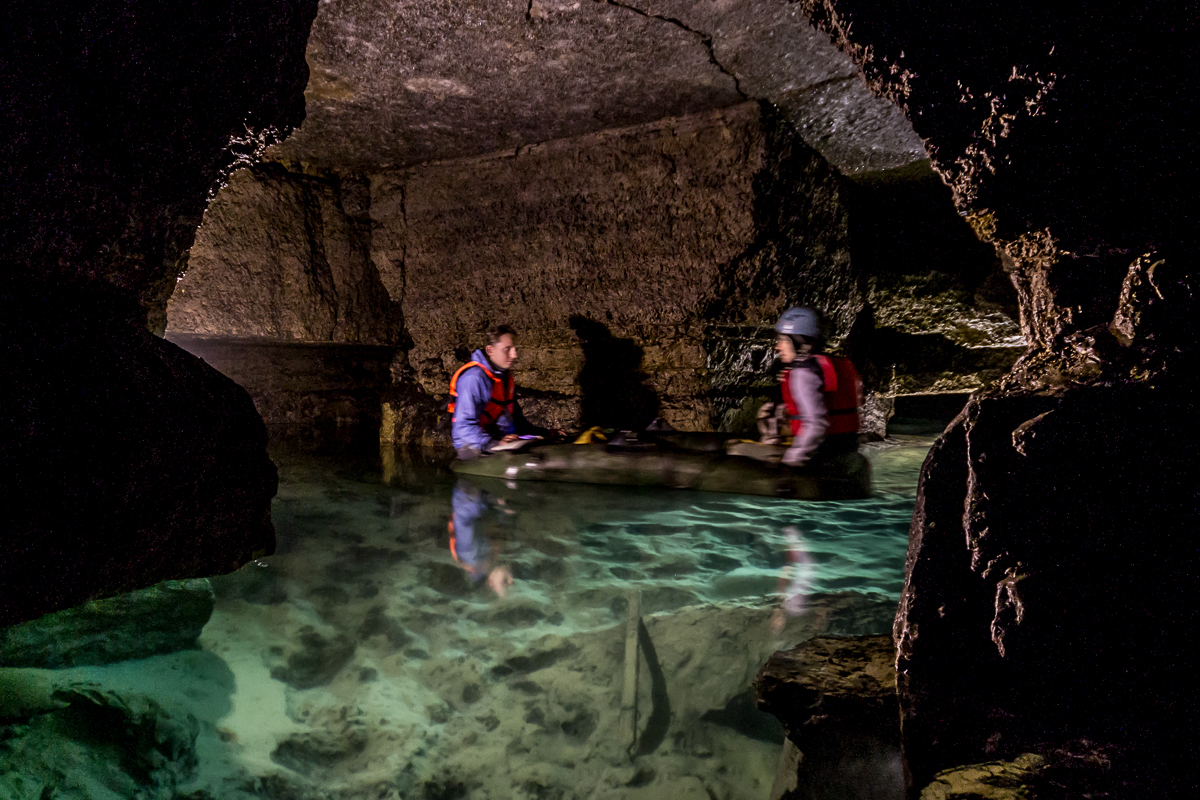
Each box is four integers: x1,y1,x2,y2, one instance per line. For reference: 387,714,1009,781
267,0,927,174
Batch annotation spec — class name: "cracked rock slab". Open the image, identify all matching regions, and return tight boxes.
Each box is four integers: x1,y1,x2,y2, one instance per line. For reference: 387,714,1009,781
269,0,925,174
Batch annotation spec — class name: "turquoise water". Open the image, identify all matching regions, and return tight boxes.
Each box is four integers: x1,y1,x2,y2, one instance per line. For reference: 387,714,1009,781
0,435,932,800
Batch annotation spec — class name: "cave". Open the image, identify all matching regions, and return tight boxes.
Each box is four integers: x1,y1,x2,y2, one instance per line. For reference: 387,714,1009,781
1,1,1194,798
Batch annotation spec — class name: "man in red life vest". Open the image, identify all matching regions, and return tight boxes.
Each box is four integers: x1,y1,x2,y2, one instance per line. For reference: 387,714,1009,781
448,324,559,460
773,307,862,467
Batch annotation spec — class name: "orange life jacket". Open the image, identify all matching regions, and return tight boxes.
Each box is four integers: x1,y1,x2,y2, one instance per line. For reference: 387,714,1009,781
447,360,515,429
781,354,861,437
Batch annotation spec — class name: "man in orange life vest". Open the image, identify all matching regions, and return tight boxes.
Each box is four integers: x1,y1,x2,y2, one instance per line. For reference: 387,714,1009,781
449,325,558,460
773,307,862,467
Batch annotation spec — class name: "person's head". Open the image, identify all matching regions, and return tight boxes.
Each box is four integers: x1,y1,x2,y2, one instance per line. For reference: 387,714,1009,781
773,307,822,363
484,324,518,370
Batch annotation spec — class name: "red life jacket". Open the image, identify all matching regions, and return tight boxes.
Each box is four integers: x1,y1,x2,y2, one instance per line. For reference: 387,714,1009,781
447,361,515,428
781,354,861,437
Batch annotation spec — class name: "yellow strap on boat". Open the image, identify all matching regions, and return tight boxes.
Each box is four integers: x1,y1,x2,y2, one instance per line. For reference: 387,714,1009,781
574,426,608,444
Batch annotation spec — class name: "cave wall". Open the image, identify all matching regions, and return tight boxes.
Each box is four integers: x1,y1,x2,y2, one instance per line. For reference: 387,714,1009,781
167,166,400,344
379,101,852,433
796,0,1198,792
168,102,862,436
169,97,1020,443
165,165,402,431
842,167,1023,398
1,0,318,627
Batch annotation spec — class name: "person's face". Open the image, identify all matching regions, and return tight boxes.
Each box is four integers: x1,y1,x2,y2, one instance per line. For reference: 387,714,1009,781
775,334,797,364
486,334,518,370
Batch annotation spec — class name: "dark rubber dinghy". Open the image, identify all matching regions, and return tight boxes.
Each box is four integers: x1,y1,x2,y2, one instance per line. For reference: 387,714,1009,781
451,438,871,500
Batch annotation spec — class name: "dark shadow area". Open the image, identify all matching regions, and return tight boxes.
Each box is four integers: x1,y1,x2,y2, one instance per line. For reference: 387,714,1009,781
569,316,660,431
166,335,396,444
842,163,1014,319
888,392,972,435
842,305,1023,398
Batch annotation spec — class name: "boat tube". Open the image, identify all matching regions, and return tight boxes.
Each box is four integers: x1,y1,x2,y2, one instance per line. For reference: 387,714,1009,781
451,438,871,500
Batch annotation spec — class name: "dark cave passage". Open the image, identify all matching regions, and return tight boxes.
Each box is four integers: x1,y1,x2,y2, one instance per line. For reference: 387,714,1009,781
3,1,1195,798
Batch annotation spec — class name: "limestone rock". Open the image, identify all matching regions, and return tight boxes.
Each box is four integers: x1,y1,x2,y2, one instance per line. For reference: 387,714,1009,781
269,0,924,175
894,384,1198,789
1,0,315,623
0,283,277,628
167,167,402,345
268,624,358,690
0,686,200,800
798,3,1198,794
168,336,398,432
0,580,214,669
920,741,1124,800
754,634,903,800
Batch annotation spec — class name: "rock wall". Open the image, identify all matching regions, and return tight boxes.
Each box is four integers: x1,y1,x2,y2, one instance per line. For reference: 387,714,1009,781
376,101,853,433
799,1,1198,793
171,100,1016,445
165,165,402,431
0,0,317,626
167,166,401,344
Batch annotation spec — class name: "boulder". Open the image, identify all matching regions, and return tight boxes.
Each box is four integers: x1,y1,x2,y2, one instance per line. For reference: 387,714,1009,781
0,0,317,624
0,580,214,669
755,634,903,800
0,283,277,628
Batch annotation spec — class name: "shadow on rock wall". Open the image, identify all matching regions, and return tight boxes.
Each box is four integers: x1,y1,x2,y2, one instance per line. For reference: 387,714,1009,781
570,316,660,431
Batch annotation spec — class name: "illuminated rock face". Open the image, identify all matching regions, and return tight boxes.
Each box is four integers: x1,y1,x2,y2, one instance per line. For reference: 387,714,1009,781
170,103,1018,441
0,0,317,626
799,0,1197,791
170,103,859,434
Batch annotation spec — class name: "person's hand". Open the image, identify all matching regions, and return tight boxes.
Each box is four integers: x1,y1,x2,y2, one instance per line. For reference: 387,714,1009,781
487,566,513,597
500,434,521,443
781,449,807,468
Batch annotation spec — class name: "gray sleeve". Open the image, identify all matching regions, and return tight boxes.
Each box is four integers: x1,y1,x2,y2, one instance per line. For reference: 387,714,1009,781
782,364,828,466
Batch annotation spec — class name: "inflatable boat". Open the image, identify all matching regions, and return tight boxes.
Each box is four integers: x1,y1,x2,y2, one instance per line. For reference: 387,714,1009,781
450,435,871,500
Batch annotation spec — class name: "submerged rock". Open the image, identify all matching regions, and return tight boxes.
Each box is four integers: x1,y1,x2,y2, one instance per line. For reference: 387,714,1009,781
755,634,904,800
0,580,215,669
0,686,200,800
268,625,358,690
271,724,370,777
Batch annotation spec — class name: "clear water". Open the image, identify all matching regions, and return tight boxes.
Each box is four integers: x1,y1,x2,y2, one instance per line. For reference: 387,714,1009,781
2,435,933,800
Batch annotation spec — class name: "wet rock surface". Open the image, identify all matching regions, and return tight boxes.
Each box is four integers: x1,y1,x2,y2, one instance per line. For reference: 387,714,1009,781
270,0,925,175
1,0,316,623
0,283,278,628
802,2,1197,794
755,634,903,800
0,580,214,669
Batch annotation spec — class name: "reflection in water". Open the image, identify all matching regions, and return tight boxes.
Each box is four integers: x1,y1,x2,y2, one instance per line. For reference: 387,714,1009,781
772,525,817,635
0,436,933,799
450,480,515,596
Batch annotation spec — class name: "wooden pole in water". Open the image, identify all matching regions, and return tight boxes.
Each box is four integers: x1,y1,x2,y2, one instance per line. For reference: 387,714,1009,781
619,588,641,755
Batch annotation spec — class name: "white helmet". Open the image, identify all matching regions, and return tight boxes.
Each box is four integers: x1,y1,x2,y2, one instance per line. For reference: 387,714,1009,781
774,307,820,338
